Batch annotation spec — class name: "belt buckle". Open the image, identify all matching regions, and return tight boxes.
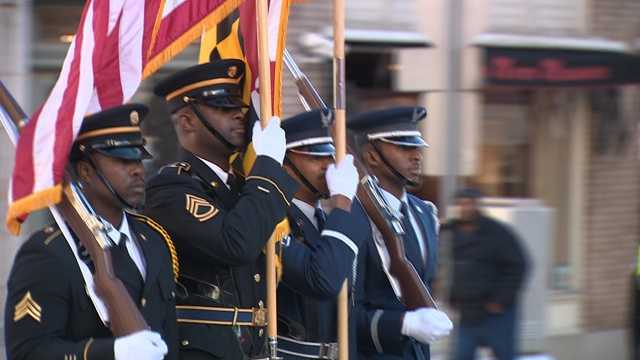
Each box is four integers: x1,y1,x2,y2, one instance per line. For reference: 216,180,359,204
253,307,267,327
319,342,338,360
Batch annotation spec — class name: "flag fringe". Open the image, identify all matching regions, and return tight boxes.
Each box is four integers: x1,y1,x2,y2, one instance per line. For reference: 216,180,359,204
142,0,244,79
6,184,63,236
273,0,291,117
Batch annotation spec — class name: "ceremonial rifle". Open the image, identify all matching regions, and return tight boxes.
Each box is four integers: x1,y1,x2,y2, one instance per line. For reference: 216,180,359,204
283,52,439,310
0,80,149,335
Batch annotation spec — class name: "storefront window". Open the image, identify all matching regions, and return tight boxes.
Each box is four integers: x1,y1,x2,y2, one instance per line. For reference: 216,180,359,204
474,90,531,198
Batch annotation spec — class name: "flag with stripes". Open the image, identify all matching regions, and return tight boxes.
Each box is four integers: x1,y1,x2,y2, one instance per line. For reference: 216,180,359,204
199,0,291,175
199,0,291,131
7,0,244,234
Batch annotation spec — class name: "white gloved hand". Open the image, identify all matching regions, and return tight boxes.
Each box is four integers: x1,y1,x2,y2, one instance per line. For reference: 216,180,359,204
252,116,286,165
401,308,453,345
114,330,168,360
325,154,359,200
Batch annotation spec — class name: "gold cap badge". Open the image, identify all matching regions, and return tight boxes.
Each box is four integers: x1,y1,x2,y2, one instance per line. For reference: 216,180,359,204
227,66,238,78
130,110,140,126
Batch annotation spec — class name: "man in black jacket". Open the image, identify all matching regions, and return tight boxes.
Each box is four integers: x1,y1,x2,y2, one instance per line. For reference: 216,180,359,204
445,188,529,360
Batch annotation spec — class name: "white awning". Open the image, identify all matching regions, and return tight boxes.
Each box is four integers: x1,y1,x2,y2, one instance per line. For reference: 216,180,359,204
471,33,628,53
321,27,433,48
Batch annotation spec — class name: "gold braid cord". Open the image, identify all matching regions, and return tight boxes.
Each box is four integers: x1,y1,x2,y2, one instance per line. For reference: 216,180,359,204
130,213,180,280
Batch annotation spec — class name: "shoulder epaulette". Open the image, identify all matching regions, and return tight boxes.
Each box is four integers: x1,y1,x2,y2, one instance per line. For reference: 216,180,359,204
159,161,192,176
128,213,180,280
40,224,62,246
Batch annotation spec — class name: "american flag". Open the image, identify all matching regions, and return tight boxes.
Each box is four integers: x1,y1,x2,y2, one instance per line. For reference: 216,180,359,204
7,0,244,234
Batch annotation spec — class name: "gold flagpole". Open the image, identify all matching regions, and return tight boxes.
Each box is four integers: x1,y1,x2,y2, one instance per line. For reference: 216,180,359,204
256,0,280,359
333,0,349,359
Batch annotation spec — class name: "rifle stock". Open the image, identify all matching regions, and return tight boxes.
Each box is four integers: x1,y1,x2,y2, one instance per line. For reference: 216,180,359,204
0,80,148,335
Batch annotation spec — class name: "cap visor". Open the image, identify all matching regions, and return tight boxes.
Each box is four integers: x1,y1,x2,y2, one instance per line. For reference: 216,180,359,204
378,136,429,147
203,96,249,109
95,146,152,160
288,142,336,156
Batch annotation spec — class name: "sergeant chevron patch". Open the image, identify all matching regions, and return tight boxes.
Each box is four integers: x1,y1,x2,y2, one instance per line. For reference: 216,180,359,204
185,194,219,222
14,291,42,323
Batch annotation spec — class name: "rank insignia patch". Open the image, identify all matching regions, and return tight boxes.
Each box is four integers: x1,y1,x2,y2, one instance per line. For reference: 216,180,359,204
14,291,42,323
185,194,219,222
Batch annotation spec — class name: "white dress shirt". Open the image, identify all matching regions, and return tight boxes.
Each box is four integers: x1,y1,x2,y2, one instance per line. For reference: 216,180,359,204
106,213,147,279
379,189,427,263
292,198,321,230
197,156,231,189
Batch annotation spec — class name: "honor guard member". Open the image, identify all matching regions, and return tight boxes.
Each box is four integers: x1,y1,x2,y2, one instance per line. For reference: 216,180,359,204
145,59,297,359
4,104,179,360
347,107,453,360
276,109,368,359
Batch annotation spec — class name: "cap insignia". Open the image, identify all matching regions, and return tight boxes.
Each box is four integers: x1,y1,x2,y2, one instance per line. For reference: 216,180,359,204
130,111,140,126
227,65,238,78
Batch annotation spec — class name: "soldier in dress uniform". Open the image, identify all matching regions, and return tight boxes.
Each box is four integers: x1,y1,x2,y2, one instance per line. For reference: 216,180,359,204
347,107,453,360
276,109,368,359
4,104,179,360
145,59,297,359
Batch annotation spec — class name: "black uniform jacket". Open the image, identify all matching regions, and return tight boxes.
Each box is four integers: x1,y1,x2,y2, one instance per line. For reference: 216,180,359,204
4,213,179,360
144,150,297,359
355,195,439,360
444,214,529,323
278,200,369,357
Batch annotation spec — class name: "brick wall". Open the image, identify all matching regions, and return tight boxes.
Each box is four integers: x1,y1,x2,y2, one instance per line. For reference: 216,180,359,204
583,89,640,330
582,0,640,331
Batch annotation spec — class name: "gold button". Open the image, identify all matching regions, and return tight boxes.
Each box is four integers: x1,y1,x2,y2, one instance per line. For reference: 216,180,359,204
258,300,264,308
141,298,147,307
259,329,264,336
254,273,261,283
181,340,189,346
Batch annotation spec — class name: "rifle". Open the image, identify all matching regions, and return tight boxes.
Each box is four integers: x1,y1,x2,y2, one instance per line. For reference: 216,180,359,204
0,80,148,335
283,51,439,310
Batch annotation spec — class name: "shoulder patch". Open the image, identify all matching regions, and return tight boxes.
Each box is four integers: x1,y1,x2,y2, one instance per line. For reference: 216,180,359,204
128,212,180,280
159,161,192,175
14,291,42,323
185,194,219,222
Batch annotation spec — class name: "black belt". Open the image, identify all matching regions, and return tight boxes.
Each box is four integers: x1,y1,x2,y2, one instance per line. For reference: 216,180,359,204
277,336,338,360
176,305,267,327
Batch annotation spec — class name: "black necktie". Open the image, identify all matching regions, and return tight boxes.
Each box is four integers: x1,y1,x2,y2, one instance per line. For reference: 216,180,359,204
314,207,327,230
111,232,144,299
400,202,425,271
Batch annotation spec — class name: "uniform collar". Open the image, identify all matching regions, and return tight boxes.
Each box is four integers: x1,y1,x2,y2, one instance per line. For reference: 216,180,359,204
380,188,408,212
196,156,230,188
104,212,132,245
292,198,321,229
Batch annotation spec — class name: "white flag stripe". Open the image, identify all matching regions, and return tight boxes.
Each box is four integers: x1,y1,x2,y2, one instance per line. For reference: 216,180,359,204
108,0,127,35
119,0,144,100
267,0,283,61
31,4,91,193
161,0,187,18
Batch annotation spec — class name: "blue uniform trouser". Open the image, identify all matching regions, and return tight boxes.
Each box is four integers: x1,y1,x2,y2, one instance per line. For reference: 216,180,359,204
451,304,518,360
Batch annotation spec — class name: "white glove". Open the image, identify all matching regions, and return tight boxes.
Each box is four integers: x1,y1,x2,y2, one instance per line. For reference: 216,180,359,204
252,116,286,165
401,308,453,345
114,330,168,360
325,155,359,200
